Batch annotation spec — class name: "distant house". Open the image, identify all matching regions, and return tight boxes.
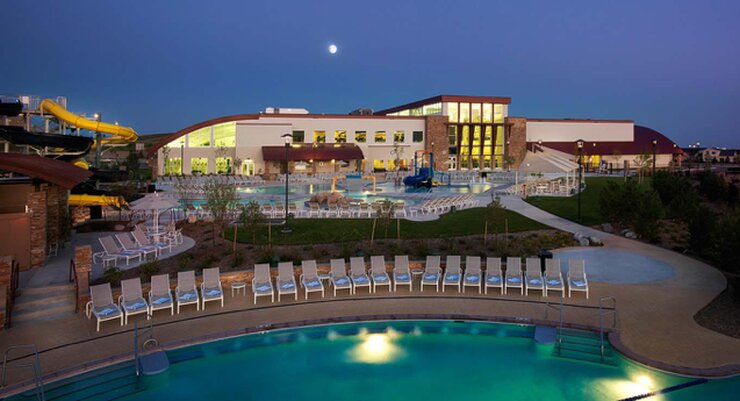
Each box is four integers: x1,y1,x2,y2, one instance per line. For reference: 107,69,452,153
718,149,738,163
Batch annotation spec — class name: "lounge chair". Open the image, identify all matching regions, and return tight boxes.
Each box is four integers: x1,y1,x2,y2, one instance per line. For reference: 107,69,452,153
201,267,224,310
420,255,442,292
349,257,371,294
442,255,462,292
148,274,174,316
86,283,123,332
393,255,412,292
329,259,353,296
99,236,141,266
544,259,564,298
118,278,150,324
252,263,275,304
525,258,545,296
116,233,157,261
132,228,172,256
568,259,589,298
484,257,503,294
277,262,298,301
504,257,523,295
300,260,325,299
463,256,482,293
175,270,200,313
370,256,391,293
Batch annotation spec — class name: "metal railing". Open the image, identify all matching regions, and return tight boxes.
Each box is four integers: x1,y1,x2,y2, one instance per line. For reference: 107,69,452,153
1,344,45,401
544,295,618,362
599,296,618,359
133,316,158,376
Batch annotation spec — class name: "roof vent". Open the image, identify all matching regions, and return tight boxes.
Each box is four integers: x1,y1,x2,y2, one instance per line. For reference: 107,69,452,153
264,107,309,114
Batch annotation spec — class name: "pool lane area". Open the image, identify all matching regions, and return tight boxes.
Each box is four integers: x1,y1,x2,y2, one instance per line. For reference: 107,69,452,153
554,248,676,284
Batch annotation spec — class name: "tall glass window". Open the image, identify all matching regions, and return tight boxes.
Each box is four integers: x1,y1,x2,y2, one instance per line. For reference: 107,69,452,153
472,126,481,152
483,103,493,123
188,127,211,148
410,107,423,116
494,104,504,122
191,157,208,174
412,131,424,142
375,131,386,143
167,136,185,148
460,126,469,147
164,158,181,175
422,103,442,115
292,130,305,143
213,122,236,147
334,130,347,143
471,103,481,123
448,126,457,146
447,102,458,123
314,130,326,143
393,131,405,143
216,157,232,174
354,131,366,143
460,103,470,123
398,109,410,116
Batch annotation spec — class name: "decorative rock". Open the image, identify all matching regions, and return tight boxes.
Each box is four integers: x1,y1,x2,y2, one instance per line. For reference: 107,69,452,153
589,236,603,246
579,237,590,246
624,230,638,239
601,223,614,233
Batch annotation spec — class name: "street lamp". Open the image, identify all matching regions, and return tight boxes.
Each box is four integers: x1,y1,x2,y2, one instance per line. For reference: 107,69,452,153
672,143,678,173
652,139,658,176
576,139,584,223
93,112,102,169
281,133,293,233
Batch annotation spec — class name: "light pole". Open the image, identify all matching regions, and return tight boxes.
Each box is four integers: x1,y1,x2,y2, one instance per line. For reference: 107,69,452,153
652,139,657,176
93,113,102,169
281,133,292,233
577,139,584,223
180,143,184,175
672,143,678,173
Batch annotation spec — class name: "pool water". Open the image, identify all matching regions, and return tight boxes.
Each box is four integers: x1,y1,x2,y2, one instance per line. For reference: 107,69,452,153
238,182,492,196
22,321,738,401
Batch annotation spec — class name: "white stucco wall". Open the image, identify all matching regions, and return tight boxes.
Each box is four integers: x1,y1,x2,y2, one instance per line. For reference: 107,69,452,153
526,120,634,143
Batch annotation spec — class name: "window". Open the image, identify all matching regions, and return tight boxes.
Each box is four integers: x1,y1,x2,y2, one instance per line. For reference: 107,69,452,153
292,130,305,143
471,103,481,123
216,157,232,174
494,104,504,122
188,127,211,147
483,155,492,169
460,126,469,146
373,159,385,171
167,136,185,148
387,159,396,171
334,130,347,143
471,156,480,169
354,131,366,142
393,131,405,143
459,103,470,123
472,126,481,151
398,109,410,116
412,131,424,143
423,102,442,115
484,126,493,146
191,157,208,174
483,103,493,123
375,131,386,143
448,126,457,146
213,122,236,147
460,155,469,170
164,158,181,175
447,102,458,123
410,107,423,116
314,130,326,143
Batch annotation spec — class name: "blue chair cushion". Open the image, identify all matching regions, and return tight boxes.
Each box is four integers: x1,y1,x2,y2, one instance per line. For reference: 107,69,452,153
507,277,521,284
179,291,196,301
547,279,561,286
395,273,410,281
97,306,118,316
353,276,369,284
205,289,222,297
373,274,388,282
279,282,296,290
487,275,501,283
152,296,170,305
445,274,459,281
529,279,542,286
572,280,587,287
255,284,272,293
335,277,350,285
465,275,480,282
423,273,438,281
305,279,321,288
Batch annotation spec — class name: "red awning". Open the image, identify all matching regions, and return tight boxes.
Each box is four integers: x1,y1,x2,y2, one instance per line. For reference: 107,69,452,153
262,144,364,161
0,153,92,189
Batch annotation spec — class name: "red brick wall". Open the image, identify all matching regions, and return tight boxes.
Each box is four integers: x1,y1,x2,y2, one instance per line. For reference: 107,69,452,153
27,191,46,268
424,116,449,171
506,117,528,169
0,256,11,328
74,246,92,312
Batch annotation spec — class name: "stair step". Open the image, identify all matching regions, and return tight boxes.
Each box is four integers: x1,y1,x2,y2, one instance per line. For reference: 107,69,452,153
40,364,135,399
558,335,606,347
11,305,77,325
554,348,618,366
42,367,137,401
18,284,75,297
557,342,614,356
13,295,76,312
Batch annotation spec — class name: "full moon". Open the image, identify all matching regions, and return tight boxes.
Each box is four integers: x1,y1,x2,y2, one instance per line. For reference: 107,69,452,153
328,44,338,54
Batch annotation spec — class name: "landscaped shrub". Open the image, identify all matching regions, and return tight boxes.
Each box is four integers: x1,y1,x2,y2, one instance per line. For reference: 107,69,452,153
139,259,159,279
230,252,244,268
178,253,192,270
652,171,700,219
599,180,664,240
103,267,122,285
698,171,728,202
688,205,717,259
256,247,276,264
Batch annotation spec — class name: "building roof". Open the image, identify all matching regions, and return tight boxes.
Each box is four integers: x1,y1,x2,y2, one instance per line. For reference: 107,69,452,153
0,152,92,189
527,125,684,156
262,143,364,162
374,94,512,115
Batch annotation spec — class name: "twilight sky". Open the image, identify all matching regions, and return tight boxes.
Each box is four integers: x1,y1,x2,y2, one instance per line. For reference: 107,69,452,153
2,0,739,147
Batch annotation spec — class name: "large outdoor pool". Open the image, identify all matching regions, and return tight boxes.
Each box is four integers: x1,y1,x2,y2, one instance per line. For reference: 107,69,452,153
14,320,739,401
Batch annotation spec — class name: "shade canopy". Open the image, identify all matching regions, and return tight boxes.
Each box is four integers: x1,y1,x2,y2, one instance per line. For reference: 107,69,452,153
129,192,179,211
517,147,579,174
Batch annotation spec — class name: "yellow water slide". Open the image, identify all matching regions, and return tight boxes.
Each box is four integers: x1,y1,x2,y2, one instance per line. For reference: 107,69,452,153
39,99,138,145
69,194,128,209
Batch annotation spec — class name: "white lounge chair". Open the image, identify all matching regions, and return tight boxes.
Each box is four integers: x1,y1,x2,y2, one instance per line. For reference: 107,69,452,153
420,255,442,292
370,256,391,293
442,255,462,292
132,228,172,256
300,260,325,299
86,283,123,332
525,258,544,296
99,236,141,266
568,259,589,298
277,262,298,301
116,233,157,261
545,259,564,298
252,263,275,304
176,270,200,313
504,257,523,295
349,257,371,294
329,259,353,296
201,267,224,310
484,257,503,294
463,256,482,293
119,278,150,324
393,255,412,292
148,274,174,316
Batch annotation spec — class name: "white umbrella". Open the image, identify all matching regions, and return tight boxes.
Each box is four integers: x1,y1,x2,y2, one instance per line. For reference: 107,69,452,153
130,192,180,232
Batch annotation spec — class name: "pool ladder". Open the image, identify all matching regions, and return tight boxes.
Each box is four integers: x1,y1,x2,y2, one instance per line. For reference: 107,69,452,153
1,344,45,401
547,296,618,363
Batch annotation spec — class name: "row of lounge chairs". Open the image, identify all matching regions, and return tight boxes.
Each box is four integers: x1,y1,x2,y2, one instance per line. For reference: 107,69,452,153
86,269,224,331
260,201,409,219
97,227,174,266
409,195,479,215
161,175,265,186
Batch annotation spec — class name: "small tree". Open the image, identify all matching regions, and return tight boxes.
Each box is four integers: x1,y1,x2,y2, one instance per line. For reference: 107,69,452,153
233,157,243,176
633,151,653,184
203,181,239,246
485,195,506,244
390,143,404,171
161,145,171,176
238,200,264,245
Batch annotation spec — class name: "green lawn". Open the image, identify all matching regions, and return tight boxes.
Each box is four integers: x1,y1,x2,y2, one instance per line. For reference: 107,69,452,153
525,176,651,226
226,207,547,245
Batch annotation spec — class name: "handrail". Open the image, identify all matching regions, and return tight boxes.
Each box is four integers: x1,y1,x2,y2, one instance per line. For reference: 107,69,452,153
133,316,157,376
599,296,618,360
1,344,45,401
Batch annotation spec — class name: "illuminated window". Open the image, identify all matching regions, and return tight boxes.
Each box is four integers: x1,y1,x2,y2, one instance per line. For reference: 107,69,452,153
484,126,493,145
292,130,305,143
213,122,236,147
461,126,469,146
375,131,386,143
188,127,211,148
314,130,326,143
448,126,457,146
398,109,410,116
471,103,481,123
164,158,181,175
471,156,480,169
460,155,469,169
354,131,366,143
216,157,232,174
496,126,504,147
483,103,493,123
191,157,208,174
472,126,481,152
387,159,396,170
460,103,470,123
393,131,405,143
334,130,347,143
494,104,504,122
410,107,423,116
447,102,458,123
167,136,185,148
483,155,492,169
373,159,385,171
422,103,442,115
412,131,423,142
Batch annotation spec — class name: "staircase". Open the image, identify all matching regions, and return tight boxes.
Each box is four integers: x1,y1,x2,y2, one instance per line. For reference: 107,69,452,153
11,284,76,326
11,363,143,401
553,328,617,365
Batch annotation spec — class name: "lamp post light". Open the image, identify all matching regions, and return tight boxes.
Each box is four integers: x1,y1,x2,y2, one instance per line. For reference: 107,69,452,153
93,112,102,169
281,133,293,234
577,139,584,223
652,139,658,176
672,143,678,173
180,143,184,175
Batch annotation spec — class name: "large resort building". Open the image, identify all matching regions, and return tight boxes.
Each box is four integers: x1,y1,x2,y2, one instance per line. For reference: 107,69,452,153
152,94,681,176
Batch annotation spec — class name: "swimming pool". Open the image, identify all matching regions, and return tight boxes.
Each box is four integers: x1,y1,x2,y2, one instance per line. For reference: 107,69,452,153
13,320,738,401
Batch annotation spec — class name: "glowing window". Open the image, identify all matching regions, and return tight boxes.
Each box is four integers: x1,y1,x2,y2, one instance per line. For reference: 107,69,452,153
167,136,185,148
460,103,470,123
393,131,405,143
213,122,236,147
471,103,481,123
494,104,504,122
354,131,366,143
375,131,386,143
191,157,208,174
334,130,347,143
314,130,326,143
422,103,442,115
410,107,423,116
483,103,493,123
448,126,457,146
398,109,410,116
164,158,181,175
373,159,385,171
216,157,232,174
447,102,458,123
188,127,211,148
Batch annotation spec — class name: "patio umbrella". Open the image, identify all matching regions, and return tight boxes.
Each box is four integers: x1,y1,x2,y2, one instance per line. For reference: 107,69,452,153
129,192,180,232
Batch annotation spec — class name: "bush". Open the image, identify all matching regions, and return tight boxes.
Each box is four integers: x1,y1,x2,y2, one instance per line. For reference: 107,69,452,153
230,252,244,268
715,211,740,274
599,180,664,240
139,259,159,279
102,267,122,285
698,171,728,202
178,253,192,270
256,247,276,264
652,171,700,219
688,205,717,259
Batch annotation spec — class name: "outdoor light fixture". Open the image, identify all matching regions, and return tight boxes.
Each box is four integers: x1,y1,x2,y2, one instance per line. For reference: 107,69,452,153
652,139,658,176
576,139,584,223
281,133,293,233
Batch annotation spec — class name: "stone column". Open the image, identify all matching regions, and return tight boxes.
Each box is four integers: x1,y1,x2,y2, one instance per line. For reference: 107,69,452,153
0,256,12,329
27,191,47,268
424,115,449,171
505,117,528,169
74,245,92,313
46,184,60,245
